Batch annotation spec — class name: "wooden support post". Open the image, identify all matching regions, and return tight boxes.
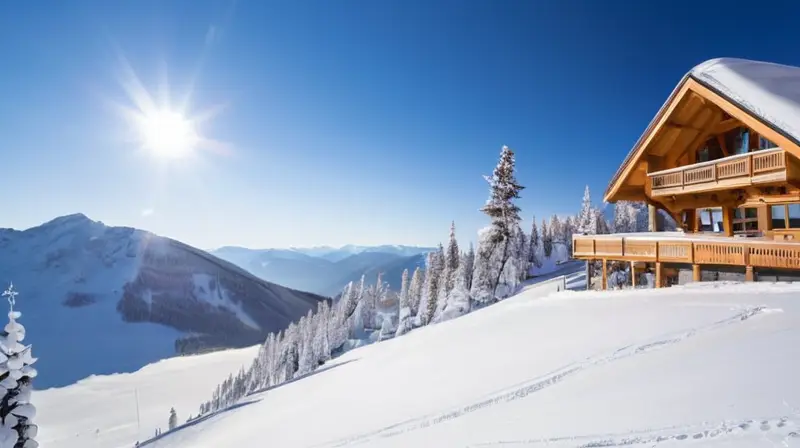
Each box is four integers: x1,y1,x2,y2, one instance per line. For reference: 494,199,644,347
684,209,696,233
648,204,658,232
601,259,607,291
585,260,592,291
745,266,755,282
722,207,734,237
630,261,636,288
692,264,701,282
655,262,663,288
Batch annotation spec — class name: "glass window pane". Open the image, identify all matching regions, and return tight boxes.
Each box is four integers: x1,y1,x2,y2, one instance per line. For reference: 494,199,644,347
734,208,744,219
711,210,724,232
789,204,800,228
745,208,758,219
772,205,787,229
759,136,776,150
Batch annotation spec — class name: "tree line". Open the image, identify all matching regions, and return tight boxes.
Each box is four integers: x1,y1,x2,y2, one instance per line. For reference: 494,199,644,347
196,146,666,416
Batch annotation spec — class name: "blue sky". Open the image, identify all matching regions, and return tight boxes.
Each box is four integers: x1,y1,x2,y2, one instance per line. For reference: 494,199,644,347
2,1,800,249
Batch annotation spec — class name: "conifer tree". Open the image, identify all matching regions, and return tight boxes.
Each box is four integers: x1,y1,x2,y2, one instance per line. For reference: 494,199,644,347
168,407,177,431
577,185,595,235
0,283,38,448
408,267,424,317
395,269,414,337
444,222,460,297
528,217,542,268
542,218,553,258
463,243,475,291
420,245,444,325
480,145,525,297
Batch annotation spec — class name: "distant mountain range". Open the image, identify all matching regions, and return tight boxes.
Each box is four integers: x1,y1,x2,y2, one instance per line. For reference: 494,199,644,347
0,214,326,388
211,244,436,296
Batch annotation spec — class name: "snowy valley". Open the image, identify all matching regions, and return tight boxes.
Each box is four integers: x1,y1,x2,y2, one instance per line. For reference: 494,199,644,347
210,245,435,297
0,214,326,388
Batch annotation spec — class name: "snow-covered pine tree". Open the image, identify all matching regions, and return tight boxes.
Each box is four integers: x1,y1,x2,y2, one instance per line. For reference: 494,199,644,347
577,185,595,235
542,218,553,258
168,407,177,431
463,243,475,291
549,215,564,246
407,267,424,317
528,217,542,268
296,312,314,376
563,216,575,257
594,208,611,234
420,245,444,325
0,283,38,448
395,269,413,337
613,201,632,233
315,301,331,365
480,145,525,297
469,228,494,305
444,222,459,297
437,252,471,322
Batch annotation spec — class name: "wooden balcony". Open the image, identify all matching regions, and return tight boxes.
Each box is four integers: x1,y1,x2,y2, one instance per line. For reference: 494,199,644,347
648,148,796,197
573,233,800,270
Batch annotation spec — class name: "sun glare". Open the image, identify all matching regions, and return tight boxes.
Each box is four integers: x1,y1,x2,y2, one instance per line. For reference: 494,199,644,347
138,109,199,159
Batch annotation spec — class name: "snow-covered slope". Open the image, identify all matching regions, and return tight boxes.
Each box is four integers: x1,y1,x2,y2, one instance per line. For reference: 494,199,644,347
36,346,258,447
0,214,325,388
124,281,800,447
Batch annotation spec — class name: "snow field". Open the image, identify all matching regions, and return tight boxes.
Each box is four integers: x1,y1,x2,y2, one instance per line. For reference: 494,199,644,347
144,281,800,447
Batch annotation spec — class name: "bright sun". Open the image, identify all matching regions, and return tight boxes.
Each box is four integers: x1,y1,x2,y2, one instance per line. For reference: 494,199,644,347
138,109,199,159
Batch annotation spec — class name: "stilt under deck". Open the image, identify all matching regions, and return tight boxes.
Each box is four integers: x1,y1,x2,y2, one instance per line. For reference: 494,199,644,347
574,232,800,289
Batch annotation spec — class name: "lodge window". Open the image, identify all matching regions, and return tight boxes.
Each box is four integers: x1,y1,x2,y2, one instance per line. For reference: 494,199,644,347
698,207,724,232
770,203,800,229
696,137,724,163
733,207,759,235
725,128,750,155
759,136,777,150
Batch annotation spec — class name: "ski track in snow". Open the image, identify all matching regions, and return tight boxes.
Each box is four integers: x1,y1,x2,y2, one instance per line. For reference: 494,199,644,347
469,416,800,446
319,306,769,447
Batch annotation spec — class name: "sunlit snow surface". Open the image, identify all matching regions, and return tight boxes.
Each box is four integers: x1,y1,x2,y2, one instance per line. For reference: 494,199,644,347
692,58,800,145
40,281,800,447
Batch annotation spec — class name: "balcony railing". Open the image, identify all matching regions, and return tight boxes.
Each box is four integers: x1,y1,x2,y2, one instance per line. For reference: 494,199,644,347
648,148,789,196
572,234,800,270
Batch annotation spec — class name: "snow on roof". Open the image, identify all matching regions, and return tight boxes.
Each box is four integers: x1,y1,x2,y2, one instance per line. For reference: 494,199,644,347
606,57,800,200
691,57,800,145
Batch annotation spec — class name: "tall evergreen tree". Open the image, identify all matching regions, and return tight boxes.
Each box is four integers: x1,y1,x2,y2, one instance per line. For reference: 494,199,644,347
0,284,38,448
168,407,178,431
542,218,553,258
444,221,460,296
528,217,542,268
395,269,413,337
463,243,475,291
408,267,424,317
479,145,525,296
421,245,445,325
577,185,595,235
563,216,575,257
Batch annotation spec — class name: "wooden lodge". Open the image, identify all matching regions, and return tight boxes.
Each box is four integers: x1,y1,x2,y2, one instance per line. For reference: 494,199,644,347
573,58,800,288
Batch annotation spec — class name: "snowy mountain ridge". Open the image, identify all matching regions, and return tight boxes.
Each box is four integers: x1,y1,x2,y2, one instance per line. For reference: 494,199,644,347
211,245,433,296
0,213,326,388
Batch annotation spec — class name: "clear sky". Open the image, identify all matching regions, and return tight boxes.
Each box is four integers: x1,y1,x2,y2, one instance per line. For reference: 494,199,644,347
3,1,800,250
